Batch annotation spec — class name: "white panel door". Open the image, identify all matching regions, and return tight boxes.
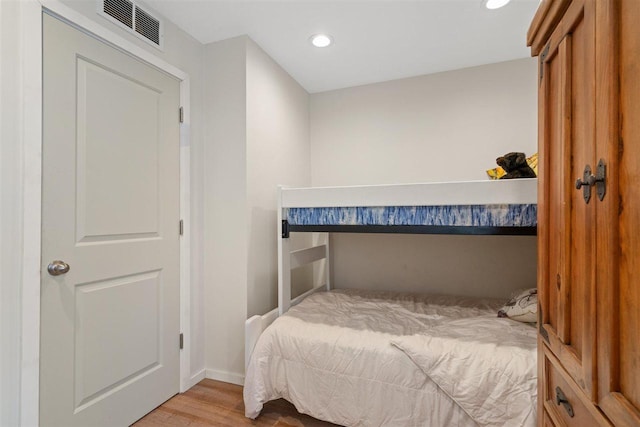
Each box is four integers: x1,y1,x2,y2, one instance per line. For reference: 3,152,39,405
41,13,180,427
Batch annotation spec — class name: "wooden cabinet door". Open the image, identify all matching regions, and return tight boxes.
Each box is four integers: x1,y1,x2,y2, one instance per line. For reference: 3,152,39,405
538,0,597,400
596,0,640,424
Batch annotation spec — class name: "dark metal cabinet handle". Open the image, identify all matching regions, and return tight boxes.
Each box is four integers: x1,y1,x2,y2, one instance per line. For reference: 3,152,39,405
575,160,607,203
575,165,593,203
575,174,598,189
555,386,575,418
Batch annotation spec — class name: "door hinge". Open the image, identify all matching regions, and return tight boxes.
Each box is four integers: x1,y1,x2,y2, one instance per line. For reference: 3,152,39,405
179,333,184,350
179,106,184,123
179,219,184,236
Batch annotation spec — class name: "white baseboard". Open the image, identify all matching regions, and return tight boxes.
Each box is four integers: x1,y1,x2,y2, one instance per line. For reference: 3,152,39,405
182,369,206,391
205,368,244,386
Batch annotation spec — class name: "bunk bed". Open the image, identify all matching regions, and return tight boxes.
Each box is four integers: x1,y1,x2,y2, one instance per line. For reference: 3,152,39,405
244,178,538,427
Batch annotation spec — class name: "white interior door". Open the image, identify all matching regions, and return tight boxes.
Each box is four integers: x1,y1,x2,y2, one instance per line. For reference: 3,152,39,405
41,13,181,426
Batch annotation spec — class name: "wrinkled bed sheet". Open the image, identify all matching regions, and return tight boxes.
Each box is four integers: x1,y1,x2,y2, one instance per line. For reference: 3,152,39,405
243,289,536,427
392,315,537,427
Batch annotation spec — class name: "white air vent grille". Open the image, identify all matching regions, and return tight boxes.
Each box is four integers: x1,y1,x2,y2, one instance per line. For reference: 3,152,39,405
98,0,164,50
135,6,160,45
103,0,133,29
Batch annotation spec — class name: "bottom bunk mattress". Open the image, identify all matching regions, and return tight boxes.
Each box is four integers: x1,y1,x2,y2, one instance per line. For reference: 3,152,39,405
244,289,537,427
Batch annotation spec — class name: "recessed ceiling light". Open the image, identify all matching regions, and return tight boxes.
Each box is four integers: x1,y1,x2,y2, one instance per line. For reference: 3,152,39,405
310,34,333,48
485,0,511,9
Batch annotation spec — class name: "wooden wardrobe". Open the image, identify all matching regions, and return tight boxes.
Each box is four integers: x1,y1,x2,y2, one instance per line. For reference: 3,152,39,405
528,0,639,425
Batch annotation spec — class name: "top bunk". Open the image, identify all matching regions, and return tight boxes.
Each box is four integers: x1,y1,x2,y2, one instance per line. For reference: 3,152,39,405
279,178,537,236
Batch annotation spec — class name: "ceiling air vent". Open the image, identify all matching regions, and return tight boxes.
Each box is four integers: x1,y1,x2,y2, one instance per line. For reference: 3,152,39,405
98,0,164,50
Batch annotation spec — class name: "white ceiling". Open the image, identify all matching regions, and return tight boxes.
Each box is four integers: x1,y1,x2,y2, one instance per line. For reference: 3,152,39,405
146,0,540,93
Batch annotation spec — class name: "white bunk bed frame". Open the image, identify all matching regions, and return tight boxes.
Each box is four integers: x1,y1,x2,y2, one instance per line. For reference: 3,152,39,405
244,179,537,369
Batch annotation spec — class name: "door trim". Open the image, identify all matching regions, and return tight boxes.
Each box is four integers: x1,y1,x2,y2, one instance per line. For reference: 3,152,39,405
19,1,193,424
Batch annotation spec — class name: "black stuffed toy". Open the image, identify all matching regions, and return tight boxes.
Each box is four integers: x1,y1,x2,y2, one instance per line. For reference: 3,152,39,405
496,152,537,179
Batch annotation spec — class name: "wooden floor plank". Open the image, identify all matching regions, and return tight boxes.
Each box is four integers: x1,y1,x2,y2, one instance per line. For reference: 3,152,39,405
133,379,339,427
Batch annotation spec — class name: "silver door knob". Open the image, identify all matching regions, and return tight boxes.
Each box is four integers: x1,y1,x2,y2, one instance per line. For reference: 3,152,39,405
47,260,70,276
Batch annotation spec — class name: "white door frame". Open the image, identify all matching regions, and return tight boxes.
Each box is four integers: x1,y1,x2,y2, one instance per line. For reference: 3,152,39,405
20,1,192,424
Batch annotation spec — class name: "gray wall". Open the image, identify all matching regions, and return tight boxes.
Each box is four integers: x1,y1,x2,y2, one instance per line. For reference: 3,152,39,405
1,2,25,424
330,234,536,299
246,39,312,317
310,58,538,298
203,36,250,384
203,37,311,382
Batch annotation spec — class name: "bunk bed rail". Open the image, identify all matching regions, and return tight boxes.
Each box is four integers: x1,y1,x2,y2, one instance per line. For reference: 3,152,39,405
279,179,537,236
245,214,331,369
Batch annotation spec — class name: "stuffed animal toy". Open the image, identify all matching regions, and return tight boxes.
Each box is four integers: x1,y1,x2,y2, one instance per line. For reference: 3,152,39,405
496,152,537,179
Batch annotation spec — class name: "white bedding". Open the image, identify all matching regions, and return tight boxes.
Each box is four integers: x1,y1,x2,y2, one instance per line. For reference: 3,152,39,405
391,316,537,427
243,289,537,427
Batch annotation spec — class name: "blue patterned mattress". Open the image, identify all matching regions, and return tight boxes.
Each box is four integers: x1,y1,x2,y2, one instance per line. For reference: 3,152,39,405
286,204,537,228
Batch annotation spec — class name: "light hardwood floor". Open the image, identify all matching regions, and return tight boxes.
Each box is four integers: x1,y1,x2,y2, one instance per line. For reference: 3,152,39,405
133,379,339,426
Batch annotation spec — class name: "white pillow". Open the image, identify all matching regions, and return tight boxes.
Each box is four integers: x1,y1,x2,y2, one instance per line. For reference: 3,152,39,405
498,288,538,323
